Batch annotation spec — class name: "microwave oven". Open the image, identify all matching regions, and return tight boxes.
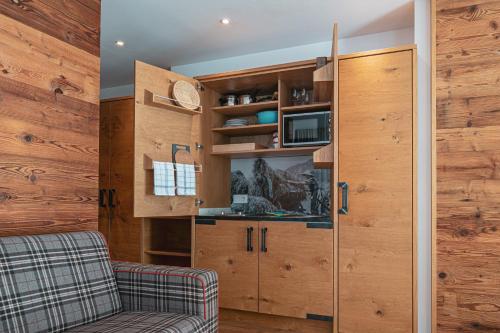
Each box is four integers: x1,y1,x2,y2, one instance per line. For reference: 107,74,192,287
282,110,331,147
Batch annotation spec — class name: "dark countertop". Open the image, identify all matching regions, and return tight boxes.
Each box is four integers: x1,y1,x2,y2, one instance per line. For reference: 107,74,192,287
195,214,331,223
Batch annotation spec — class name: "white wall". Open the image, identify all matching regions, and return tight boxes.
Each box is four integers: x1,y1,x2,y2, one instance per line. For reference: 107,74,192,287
172,27,414,77
414,0,432,332
100,84,134,100
100,27,413,99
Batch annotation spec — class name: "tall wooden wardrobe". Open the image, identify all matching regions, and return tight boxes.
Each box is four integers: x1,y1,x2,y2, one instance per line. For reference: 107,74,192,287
99,42,417,332
99,97,142,262
336,47,417,333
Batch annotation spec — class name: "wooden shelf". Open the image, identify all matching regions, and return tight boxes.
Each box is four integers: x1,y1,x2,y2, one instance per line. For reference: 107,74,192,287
212,100,278,116
144,89,202,115
313,143,334,169
212,123,278,136
211,146,323,158
144,250,191,257
281,102,331,113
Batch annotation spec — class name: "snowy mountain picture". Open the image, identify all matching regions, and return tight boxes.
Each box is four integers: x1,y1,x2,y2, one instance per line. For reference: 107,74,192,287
231,156,330,215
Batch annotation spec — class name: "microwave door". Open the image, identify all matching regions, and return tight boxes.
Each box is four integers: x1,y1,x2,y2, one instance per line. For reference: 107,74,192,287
283,111,331,147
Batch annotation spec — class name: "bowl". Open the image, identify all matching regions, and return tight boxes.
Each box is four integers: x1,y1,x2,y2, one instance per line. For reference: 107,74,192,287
256,110,278,124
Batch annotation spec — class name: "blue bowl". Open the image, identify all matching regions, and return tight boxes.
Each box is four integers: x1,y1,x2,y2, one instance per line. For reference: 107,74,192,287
256,110,278,124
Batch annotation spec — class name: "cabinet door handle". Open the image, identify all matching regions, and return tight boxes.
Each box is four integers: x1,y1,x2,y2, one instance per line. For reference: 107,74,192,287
99,189,107,208
338,182,349,215
109,189,116,208
246,227,254,252
261,227,268,252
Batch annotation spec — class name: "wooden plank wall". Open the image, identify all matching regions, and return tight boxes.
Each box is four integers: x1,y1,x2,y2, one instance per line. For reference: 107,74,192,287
0,0,101,236
435,0,500,331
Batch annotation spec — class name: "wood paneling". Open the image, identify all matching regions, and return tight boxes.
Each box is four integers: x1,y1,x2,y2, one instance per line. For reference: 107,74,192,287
0,14,100,104
0,0,100,56
195,220,259,312
259,222,333,319
435,0,500,331
0,2,100,236
338,49,415,333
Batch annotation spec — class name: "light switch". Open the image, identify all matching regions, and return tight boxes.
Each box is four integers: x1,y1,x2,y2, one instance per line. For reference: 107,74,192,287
233,194,248,204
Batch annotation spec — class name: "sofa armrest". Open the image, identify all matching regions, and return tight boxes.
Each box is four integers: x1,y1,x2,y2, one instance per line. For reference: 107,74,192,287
111,261,218,330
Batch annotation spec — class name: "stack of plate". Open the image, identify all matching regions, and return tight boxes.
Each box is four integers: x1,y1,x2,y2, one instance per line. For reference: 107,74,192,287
223,118,249,127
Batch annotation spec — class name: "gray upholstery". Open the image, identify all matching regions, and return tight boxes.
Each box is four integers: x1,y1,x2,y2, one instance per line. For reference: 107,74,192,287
66,312,205,333
0,232,218,333
0,232,122,333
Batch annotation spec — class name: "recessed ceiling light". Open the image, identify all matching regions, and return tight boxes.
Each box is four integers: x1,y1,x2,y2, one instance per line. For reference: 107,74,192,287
115,40,125,47
220,18,230,25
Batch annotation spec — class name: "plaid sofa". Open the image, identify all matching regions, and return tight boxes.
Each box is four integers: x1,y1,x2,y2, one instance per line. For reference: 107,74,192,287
0,232,218,333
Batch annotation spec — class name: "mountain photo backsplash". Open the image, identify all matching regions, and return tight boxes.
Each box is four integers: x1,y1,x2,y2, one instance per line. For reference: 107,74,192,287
231,156,330,215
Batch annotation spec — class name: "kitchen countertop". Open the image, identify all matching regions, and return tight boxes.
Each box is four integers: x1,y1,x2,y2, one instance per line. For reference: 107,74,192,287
195,214,331,223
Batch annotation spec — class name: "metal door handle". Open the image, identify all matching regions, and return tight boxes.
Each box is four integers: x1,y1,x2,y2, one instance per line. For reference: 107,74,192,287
99,189,107,208
338,182,348,215
261,227,268,252
246,227,254,252
109,189,116,208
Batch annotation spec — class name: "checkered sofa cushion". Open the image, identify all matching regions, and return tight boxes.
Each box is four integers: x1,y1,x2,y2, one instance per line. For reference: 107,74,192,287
112,262,218,333
0,232,122,333
66,311,205,333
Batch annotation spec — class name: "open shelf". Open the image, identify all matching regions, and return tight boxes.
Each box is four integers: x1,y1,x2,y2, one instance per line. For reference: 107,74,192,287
144,89,202,115
212,123,278,136
281,102,331,113
144,250,191,257
212,100,278,116
211,146,323,158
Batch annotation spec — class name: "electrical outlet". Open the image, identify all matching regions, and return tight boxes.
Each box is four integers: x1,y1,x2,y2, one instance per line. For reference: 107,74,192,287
233,194,248,204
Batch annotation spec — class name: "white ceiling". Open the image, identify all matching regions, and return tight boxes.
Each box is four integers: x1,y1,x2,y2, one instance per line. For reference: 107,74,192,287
101,0,414,88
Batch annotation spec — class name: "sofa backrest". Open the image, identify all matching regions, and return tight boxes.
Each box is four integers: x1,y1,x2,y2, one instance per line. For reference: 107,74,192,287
0,231,122,333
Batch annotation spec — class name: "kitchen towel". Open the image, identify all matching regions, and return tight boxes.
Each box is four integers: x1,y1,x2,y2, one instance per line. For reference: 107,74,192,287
176,163,196,196
153,161,175,196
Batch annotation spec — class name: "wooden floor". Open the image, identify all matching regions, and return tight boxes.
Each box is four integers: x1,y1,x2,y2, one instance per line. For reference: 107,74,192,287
219,309,332,333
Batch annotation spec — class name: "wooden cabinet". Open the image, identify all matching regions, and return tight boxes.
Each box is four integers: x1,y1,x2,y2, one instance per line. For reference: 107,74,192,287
194,220,259,312
99,37,416,332
194,220,333,320
133,61,232,217
259,222,333,319
99,97,142,262
336,48,416,333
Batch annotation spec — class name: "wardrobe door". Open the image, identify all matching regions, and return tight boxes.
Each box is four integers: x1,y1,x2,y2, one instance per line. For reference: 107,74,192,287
337,49,415,333
98,101,111,242
108,98,142,262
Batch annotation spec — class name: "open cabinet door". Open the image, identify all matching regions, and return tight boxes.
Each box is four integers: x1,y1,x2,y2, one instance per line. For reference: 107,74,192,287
134,61,203,217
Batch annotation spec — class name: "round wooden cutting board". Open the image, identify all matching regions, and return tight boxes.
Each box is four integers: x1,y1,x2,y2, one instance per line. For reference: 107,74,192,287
172,80,200,110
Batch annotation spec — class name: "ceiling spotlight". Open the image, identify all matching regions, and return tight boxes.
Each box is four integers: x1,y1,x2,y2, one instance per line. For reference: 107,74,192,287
220,18,230,25
115,40,125,47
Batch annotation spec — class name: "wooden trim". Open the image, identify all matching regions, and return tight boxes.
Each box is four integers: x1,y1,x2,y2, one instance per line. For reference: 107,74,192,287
430,0,437,332
195,59,319,82
332,23,340,333
144,250,191,257
412,47,419,333
100,96,134,103
337,44,417,60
